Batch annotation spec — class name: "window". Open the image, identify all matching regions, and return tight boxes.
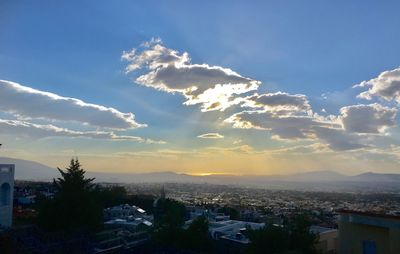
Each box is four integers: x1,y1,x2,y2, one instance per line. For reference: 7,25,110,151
0,167,11,173
363,240,377,254
1,183,11,206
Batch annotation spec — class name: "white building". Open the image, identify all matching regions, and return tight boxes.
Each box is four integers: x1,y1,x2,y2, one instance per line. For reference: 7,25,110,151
103,204,147,220
209,220,265,243
310,225,338,254
0,164,14,228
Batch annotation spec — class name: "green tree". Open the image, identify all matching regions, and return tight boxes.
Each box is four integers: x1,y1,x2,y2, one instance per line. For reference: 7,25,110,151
95,185,127,208
38,159,102,232
246,224,289,254
218,206,240,220
287,215,319,254
152,199,186,247
183,216,213,252
246,215,319,254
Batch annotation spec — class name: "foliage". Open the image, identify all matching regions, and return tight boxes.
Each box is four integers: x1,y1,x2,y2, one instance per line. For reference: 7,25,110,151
154,198,187,229
37,159,102,232
152,198,187,247
125,194,155,214
246,215,319,254
152,199,214,252
218,206,240,220
94,185,127,208
182,216,213,252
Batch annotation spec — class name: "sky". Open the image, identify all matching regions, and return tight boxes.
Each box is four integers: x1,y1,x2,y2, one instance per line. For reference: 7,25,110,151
1,1,400,175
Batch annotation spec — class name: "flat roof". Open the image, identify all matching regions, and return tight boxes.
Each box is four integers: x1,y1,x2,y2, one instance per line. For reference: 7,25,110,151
338,209,400,221
309,225,337,234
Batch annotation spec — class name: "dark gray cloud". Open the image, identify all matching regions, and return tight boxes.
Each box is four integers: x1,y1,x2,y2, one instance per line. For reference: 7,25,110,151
242,92,311,112
313,126,367,151
225,110,338,140
226,102,396,151
340,103,397,133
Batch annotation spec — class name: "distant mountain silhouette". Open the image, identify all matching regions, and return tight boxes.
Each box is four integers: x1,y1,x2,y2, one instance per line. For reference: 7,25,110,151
278,170,347,182
351,172,400,182
0,157,58,180
2,157,400,187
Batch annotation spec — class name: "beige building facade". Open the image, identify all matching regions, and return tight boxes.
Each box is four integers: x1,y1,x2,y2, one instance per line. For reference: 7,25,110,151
338,210,400,254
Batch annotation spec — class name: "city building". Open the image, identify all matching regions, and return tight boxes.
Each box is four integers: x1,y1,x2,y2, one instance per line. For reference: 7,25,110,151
209,220,265,254
310,225,338,254
338,210,400,254
98,204,153,251
209,220,265,242
0,164,14,228
103,204,147,220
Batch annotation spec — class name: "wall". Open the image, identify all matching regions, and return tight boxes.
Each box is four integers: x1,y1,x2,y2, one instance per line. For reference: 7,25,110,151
0,164,15,228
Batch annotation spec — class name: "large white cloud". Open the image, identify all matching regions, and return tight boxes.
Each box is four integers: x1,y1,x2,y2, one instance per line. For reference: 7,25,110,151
0,80,145,130
122,41,260,112
340,104,397,133
356,67,400,102
0,119,164,144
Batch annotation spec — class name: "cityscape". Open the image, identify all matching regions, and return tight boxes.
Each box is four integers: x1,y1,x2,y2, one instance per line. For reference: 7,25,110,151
2,1,400,254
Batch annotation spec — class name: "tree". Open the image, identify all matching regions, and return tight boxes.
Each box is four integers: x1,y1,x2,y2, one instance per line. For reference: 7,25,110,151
246,224,289,254
152,199,187,247
246,215,319,254
218,206,240,220
37,159,102,232
287,215,319,254
183,216,213,252
95,185,128,208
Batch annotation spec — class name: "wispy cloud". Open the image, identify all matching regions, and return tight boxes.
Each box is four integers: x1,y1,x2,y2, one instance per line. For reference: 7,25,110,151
0,80,145,130
0,119,164,144
197,133,224,139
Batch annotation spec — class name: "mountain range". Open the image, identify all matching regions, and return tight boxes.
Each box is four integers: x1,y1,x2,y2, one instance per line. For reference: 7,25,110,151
1,157,400,188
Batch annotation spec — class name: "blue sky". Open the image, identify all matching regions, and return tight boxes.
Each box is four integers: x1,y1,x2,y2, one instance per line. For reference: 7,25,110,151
1,1,400,175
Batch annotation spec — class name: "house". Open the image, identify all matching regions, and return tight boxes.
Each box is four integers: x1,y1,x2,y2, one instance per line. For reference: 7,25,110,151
338,210,400,254
310,225,338,254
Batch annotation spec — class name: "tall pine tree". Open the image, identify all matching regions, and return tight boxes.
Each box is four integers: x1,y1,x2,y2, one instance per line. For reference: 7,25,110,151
38,159,102,232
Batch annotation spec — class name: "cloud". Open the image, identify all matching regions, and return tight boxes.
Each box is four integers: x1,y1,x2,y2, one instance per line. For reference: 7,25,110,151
241,92,311,112
225,110,339,140
122,41,260,112
0,119,164,144
312,126,368,151
340,103,397,133
197,133,224,139
233,139,242,145
226,101,397,151
356,67,400,102
0,80,145,130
